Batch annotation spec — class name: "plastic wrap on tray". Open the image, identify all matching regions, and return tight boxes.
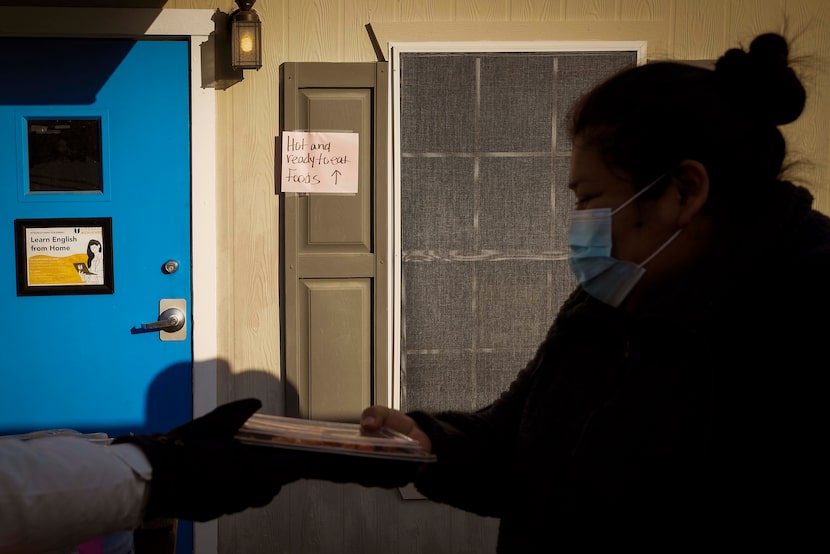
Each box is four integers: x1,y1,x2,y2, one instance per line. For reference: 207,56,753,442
236,413,436,462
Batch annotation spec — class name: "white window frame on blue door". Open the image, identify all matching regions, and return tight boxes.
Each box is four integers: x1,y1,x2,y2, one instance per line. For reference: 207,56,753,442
0,7,219,554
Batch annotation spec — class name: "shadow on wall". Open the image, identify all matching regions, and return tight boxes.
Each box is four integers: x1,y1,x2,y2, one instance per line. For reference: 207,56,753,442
145,357,290,434
140,357,292,554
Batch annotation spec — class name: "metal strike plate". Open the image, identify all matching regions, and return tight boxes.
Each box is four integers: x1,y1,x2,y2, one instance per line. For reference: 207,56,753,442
158,298,186,342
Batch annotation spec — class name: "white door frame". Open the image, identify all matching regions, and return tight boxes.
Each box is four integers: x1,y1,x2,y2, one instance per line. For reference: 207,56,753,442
0,8,219,553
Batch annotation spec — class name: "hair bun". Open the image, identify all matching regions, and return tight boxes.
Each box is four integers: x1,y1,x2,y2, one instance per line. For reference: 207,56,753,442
748,33,790,68
715,33,806,126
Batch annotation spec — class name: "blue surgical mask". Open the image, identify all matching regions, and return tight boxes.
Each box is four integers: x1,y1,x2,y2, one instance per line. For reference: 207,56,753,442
567,176,682,307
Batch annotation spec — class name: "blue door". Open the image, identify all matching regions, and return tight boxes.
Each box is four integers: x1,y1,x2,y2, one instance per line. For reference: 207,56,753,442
0,38,193,439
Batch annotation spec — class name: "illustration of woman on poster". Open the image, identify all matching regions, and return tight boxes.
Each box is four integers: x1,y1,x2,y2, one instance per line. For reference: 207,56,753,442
80,239,104,285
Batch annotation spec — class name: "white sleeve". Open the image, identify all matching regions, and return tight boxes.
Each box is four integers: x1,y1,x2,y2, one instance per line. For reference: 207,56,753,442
0,436,152,554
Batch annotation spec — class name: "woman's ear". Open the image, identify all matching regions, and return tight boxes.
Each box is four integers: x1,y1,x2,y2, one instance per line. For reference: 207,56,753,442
669,160,709,227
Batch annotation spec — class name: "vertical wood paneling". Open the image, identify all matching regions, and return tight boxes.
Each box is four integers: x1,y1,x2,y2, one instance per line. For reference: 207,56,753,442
289,480,345,552
726,0,785,45
780,0,828,195
288,0,344,60
345,0,400,61
228,3,281,393
456,0,510,20
509,0,565,20
211,1,287,552
221,482,291,554
342,484,384,552
448,509,499,552
399,0,455,21
783,0,830,213
673,0,727,58
165,0,218,8
564,0,619,20
215,66,235,373
620,0,671,20
388,496,458,553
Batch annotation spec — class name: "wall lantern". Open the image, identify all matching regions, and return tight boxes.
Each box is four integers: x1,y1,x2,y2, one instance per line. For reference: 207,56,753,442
231,0,262,71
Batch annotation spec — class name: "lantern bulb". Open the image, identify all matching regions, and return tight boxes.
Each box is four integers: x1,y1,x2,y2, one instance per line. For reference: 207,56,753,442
240,35,254,53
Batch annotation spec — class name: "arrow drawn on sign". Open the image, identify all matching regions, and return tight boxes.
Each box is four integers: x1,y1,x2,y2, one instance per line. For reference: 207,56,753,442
331,169,342,185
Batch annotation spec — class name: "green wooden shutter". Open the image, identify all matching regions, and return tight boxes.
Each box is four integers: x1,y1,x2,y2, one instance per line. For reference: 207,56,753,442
280,62,389,420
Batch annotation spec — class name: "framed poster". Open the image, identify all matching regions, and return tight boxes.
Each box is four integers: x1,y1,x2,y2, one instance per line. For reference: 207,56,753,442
14,217,113,295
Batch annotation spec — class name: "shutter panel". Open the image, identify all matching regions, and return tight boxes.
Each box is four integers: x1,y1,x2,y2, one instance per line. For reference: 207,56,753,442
281,62,389,420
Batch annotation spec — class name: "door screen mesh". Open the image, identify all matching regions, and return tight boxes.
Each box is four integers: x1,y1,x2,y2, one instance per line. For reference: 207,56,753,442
399,51,637,412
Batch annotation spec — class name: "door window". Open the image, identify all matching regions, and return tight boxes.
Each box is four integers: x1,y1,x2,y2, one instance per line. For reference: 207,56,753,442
26,118,103,193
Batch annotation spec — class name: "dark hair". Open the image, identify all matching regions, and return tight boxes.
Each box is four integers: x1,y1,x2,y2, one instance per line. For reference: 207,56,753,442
87,239,102,267
570,33,806,211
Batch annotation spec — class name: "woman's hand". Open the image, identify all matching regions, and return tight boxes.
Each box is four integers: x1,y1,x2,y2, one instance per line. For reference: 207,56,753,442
360,405,432,453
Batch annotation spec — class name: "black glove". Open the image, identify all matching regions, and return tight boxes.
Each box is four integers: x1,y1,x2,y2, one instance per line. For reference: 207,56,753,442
114,398,303,522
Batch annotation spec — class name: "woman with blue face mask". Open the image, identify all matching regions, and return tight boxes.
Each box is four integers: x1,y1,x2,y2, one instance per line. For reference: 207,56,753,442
314,33,830,550
567,170,683,307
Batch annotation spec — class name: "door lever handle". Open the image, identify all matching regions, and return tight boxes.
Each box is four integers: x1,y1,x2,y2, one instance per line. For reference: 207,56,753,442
141,307,185,333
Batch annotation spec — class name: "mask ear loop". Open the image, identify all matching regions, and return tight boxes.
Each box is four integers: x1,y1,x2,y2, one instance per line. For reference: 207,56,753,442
638,228,684,268
609,173,682,268
610,173,667,216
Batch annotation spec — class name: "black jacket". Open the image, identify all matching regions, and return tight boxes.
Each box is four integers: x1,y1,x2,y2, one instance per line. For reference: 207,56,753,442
408,181,830,551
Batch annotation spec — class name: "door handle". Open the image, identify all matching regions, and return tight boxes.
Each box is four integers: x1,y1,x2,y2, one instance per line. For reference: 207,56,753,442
141,307,185,332
139,299,187,341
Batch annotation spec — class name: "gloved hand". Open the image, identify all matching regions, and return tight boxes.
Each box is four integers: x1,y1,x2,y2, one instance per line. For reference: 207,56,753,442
113,398,302,522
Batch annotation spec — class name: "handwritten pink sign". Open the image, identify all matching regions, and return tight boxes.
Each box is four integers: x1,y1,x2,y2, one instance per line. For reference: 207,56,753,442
280,131,359,193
